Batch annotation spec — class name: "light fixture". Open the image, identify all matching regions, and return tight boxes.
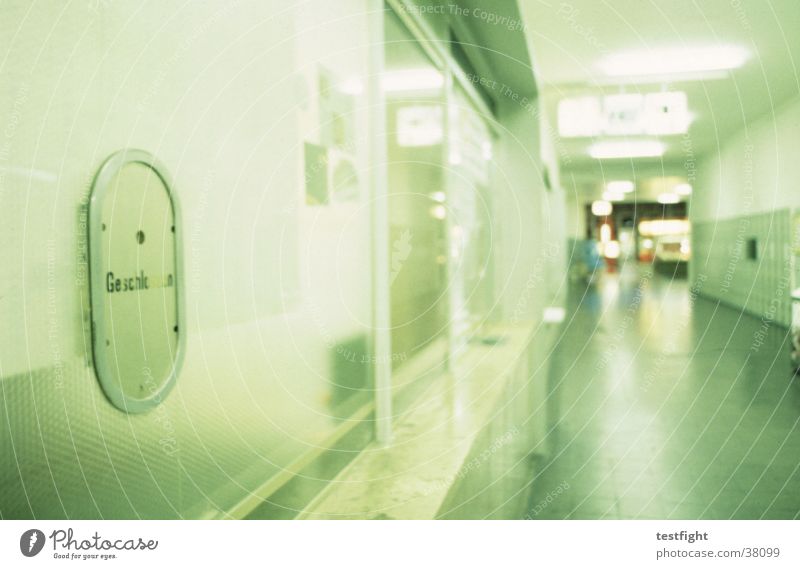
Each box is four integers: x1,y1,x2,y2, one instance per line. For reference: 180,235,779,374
430,204,447,219
598,45,749,77
604,240,621,259
600,223,612,243
606,180,634,193
382,68,444,92
675,183,692,195
592,200,613,216
639,219,690,236
559,92,691,137
603,191,625,202
543,306,566,324
657,192,680,204
644,91,691,135
603,93,644,135
589,140,665,159
558,96,603,137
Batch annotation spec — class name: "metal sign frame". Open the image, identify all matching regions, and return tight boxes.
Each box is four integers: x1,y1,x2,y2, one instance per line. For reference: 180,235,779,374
88,149,186,413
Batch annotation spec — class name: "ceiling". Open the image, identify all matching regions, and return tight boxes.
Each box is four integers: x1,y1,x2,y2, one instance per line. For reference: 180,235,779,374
517,0,800,200
451,0,537,100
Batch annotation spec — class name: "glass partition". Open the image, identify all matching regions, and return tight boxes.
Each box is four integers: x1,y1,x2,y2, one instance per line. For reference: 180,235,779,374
447,85,494,356
384,10,449,369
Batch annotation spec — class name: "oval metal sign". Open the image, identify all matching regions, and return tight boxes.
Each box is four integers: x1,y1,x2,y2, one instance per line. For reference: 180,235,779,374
89,149,185,413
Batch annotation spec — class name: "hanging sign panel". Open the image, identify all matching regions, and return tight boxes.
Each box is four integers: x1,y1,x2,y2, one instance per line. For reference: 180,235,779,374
89,149,185,413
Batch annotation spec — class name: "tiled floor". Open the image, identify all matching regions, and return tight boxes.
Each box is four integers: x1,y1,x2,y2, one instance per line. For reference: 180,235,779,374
527,264,800,519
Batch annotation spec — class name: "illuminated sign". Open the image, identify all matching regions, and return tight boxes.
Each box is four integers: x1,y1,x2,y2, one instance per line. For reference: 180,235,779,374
88,150,185,413
559,91,691,138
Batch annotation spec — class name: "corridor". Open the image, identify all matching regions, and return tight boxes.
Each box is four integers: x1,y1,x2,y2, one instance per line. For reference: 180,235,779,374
2,0,800,529
529,264,800,519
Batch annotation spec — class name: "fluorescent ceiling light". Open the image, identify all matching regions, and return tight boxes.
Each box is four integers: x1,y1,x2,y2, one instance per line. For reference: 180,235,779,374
644,91,691,135
675,183,692,195
603,191,625,202
639,219,690,236
591,200,613,216
598,45,749,77
657,192,680,204
589,140,665,159
383,69,444,92
559,92,691,138
543,306,566,324
606,180,634,193
558,96,603,137
604,93,644,135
